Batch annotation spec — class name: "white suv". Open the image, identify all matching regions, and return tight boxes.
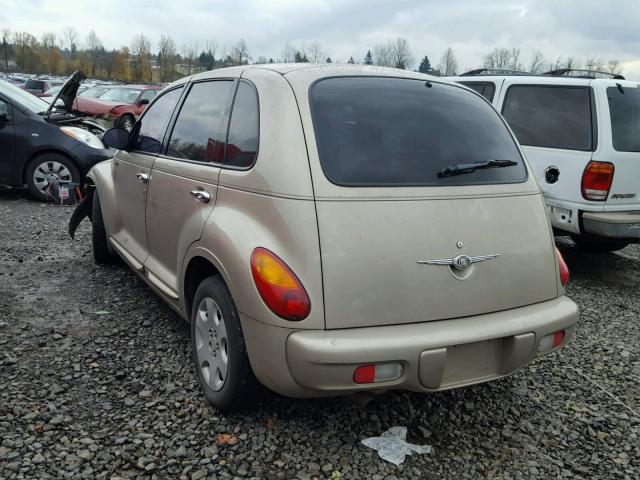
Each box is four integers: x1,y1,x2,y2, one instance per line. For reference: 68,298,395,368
450,69,640,252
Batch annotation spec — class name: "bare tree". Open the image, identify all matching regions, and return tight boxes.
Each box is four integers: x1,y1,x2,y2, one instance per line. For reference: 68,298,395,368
509,48,522,71
61,26,78,57
390,37,413,69
181,42,199,74
307,41,326,63
565,56,579,70
158,35,177,82
85,30,103,75
231,38,249,65
438,47,458,76
528,50,545,73
131,34,152,82
282,43,296,63
373,43,393,67
483,47,511,70
584,57,601,71
605,59,623,75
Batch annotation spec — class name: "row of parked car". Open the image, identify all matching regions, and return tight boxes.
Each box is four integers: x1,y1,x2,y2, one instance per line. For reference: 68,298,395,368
2,72,162,130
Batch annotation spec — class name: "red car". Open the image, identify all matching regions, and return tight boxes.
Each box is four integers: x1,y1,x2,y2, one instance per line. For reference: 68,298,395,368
74,85,163,129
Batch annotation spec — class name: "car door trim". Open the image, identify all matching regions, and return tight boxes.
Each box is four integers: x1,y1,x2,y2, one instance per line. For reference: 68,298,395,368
146,270,179,300
109,236,144,271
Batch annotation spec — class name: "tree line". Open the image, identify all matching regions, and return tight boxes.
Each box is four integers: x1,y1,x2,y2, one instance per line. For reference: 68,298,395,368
0,27,625,83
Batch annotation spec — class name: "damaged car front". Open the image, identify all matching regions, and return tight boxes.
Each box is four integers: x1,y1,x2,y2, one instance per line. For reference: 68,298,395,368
0,70,114,201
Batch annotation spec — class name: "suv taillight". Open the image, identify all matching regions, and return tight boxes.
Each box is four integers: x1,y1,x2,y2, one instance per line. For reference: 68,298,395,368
581,161,614,201
555,247,570,287
250,248,310,321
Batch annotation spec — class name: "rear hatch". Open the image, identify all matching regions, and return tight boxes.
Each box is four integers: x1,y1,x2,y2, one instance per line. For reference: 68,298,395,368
302,75,559,329
597,81,640,209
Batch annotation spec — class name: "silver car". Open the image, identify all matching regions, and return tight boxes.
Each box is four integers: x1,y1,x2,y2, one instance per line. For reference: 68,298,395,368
70,64,578,410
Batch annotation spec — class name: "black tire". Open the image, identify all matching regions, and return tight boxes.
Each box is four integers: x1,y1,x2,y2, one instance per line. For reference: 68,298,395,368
116,114,135,130
191,276,260,411
570,235,630,253
91,192,118,264
25,153,80,202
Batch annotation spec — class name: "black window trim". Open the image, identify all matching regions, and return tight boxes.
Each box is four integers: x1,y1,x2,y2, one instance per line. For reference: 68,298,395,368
308,75,528,188
501,83,598,152
159,77,238,167
128,84,187,156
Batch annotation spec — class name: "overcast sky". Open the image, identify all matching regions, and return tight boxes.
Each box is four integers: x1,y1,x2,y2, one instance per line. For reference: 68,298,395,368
3,0,640,79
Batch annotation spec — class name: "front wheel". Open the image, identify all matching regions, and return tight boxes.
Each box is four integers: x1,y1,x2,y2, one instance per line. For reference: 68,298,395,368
191,276,260,411
26,153,80,202
570,235,630,253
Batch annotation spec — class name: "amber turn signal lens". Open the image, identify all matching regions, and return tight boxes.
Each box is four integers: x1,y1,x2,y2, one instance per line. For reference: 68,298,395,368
555,247,570,287
250,248,311,321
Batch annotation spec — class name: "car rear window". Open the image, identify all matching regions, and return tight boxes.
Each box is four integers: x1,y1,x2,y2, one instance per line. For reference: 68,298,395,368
24,80,45,91
502,85,594,151
309,77,526,186
607,86,640,152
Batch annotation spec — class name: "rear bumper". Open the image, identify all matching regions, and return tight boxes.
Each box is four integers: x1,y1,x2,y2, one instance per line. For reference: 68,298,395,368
241,296,578,397
582,211,640,240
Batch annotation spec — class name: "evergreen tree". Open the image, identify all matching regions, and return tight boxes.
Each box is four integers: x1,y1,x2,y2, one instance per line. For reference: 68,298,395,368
294,51,309,63
326,57,332,63
347,56,355,64
418,55,433,74
268,58,274,63
364,50,373,65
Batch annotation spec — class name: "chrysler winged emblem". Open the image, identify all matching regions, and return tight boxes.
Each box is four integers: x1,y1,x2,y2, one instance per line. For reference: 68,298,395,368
417,253,500,270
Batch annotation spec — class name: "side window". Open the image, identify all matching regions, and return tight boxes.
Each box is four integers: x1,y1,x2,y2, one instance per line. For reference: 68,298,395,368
167,81,234,163
130,87,183,154
461,82,495,102
502,85,593,151
0,98,11,119
140,90,156,102
225,82,259,168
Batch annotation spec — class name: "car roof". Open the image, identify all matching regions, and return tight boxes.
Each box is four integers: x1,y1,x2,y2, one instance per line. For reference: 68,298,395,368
186,63,451,87
448,74,639,88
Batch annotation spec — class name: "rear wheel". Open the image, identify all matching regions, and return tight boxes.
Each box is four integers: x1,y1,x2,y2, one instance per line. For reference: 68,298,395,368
570,235,630,253
91,192,118,264
191,276,260,411
26,153,80,202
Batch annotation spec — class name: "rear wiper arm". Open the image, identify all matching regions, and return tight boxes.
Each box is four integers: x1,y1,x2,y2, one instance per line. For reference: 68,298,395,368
437,159,518,178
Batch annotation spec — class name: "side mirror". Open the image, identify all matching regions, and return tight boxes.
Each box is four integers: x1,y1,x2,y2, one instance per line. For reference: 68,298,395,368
138,98,150,106
102,127,130,150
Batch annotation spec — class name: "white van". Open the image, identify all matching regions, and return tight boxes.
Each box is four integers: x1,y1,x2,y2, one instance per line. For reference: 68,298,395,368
450,69,640,252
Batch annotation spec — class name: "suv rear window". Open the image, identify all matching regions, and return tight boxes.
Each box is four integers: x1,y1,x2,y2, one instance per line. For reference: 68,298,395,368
460,81,496,102
24,80,45,92
607,86,640,152
309,77,526,187
502,85,594,151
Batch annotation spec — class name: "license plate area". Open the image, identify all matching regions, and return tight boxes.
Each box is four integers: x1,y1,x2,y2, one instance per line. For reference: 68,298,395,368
441,339,501,388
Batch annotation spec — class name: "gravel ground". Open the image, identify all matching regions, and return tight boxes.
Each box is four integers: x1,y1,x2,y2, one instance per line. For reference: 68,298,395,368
1,188,639,480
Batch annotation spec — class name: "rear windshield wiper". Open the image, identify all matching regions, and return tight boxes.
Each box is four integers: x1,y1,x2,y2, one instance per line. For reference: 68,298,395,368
437,159,518,178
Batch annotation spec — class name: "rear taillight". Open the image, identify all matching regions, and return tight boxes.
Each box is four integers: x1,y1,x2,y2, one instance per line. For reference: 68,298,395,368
581,161,614,201
250,248,310,321
555,247,570,287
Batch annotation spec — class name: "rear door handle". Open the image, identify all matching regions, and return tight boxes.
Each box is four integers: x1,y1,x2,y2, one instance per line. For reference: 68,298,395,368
190,190,211,203
136,172,149,184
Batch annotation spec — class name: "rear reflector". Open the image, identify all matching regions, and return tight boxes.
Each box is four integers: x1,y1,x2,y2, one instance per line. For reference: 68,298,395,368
538,330,566,352
581,161,614,201
555,247,570,287
353,363,403,384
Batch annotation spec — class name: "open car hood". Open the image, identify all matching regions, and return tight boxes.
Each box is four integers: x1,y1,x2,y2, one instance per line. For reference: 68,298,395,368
45,70,86,116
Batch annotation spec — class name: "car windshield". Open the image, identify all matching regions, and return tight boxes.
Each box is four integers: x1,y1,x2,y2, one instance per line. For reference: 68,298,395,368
309,77,527,186
99,88,142,103
607,86,640,152
0,81,50,114
43,86,62,96
79,86,110,98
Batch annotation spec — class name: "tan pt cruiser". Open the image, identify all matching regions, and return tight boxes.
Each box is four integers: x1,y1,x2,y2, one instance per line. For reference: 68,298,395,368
70,64,579,410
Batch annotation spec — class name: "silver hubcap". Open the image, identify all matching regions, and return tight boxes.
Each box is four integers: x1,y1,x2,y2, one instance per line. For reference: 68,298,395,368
33,161,72,195
123,117,133,129
195,297,228,391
